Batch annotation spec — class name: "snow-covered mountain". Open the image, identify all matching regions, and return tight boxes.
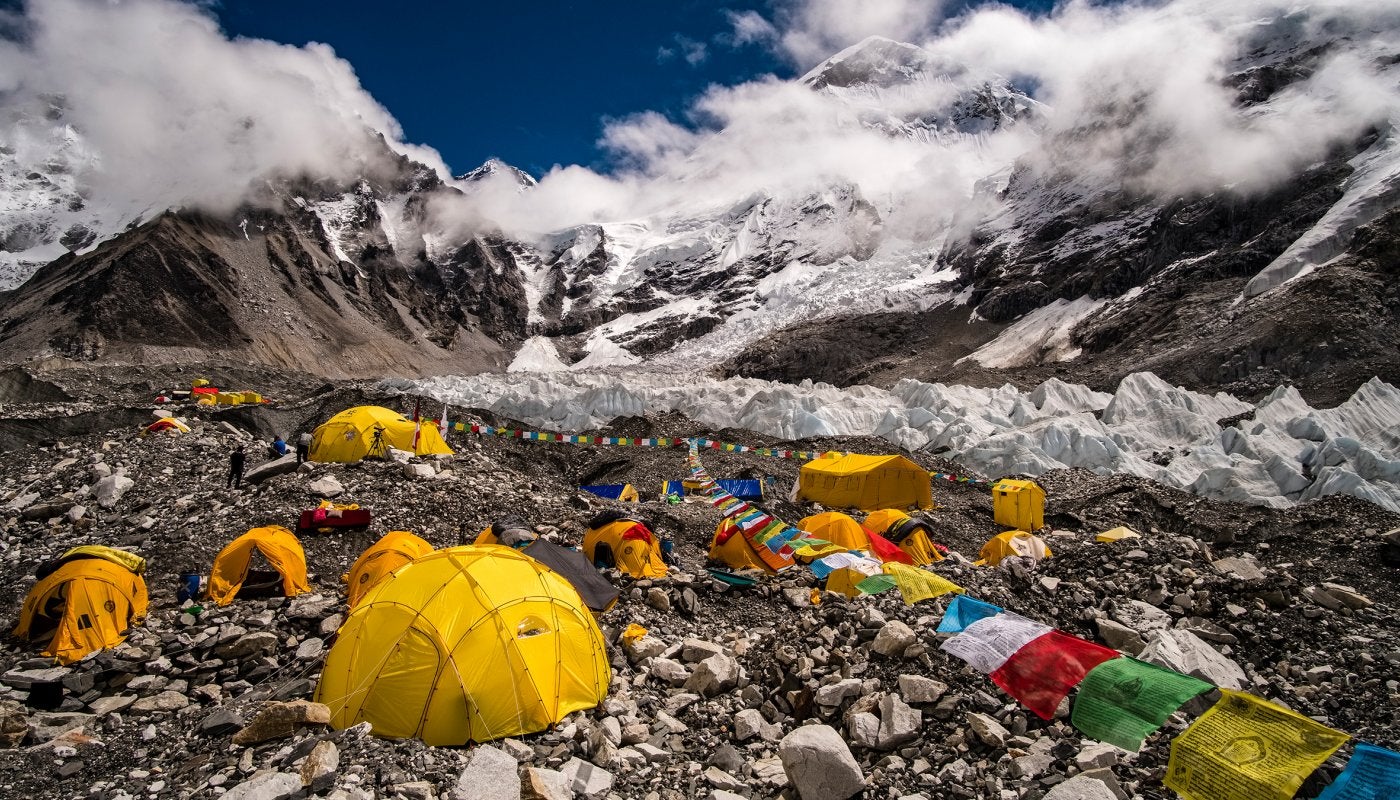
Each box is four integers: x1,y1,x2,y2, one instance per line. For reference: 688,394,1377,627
1,24,1397,402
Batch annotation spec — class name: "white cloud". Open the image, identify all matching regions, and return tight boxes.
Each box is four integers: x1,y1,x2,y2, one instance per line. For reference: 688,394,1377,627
735,0,950,67
0,0,448,212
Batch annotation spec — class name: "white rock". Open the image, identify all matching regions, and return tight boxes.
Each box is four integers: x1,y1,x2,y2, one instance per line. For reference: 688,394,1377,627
560,757,613,799
877,694,921,750
1042,773,1124,800
778,725,865,800
871,620,916,657
1139,629,1247,690
94,474,134,509
307,476,344,498
896,674,947,704
221,772,303,800
452,745,521,800
965,712,1010,747
734,708,764,742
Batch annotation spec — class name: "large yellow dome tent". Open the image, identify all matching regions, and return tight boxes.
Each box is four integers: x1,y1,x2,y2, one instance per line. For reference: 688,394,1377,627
797,453,932,511
864,509,945,566
310,406,453,463
343,531,434,609
315,546,610,745
13,549,148,664
209,526,312,606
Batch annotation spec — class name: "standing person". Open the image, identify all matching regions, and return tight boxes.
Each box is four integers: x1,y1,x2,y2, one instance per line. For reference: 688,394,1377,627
296,432,312,463
227,445,246,489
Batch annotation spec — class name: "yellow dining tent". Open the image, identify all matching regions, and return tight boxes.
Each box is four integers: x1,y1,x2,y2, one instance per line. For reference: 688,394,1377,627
343,531,434,609
797,453,932,511
310,406,453,463
316,545,609,745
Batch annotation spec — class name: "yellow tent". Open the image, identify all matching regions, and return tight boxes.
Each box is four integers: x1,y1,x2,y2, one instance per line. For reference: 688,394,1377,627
798,512,873,552
310,406,453,463
708,519,794,573
583,518,667,578
863,509,945,566
976,530,1053,567
209,526,312,606
798,454,932,511
343,531,434,609
315,546,610,745
992,479,1045,532
13,555,148,664
1096,526,1140,543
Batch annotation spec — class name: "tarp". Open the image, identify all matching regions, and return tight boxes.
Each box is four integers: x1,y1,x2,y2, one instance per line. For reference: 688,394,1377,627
521,538,619,613
583,518,667,578
667,479,765,500
310,406,453,463
315,545,610,745
208,526,311,606
58,545,147,575
797,453,932,510
13,556,148,664
343,531,434,609
580,484,639,502
1097,526,1141,543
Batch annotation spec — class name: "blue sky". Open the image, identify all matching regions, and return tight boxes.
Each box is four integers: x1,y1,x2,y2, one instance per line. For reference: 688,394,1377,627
217,2,788,179
216,1,1056,180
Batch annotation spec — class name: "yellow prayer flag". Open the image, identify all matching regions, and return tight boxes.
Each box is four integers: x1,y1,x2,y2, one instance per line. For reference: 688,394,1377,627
1166,690,1348,800
883,562,964,605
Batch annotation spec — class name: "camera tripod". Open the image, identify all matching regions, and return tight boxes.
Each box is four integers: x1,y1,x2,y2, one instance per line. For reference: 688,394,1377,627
367,425,388,459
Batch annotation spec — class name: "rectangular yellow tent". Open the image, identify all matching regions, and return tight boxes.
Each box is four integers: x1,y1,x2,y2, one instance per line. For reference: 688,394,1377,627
992,479,1045,531
798,454,932,511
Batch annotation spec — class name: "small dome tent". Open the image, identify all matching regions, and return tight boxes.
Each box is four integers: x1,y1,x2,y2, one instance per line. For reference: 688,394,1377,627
708,519,796,574
797,453,932,511
343,531,434,609
310,406,453,463
583,512,667,579
797,512,874,553
13,548,148,664
977,530,1053,567
864,509,945,566
209,526,311,606
580,484,639,502
316,546,610,745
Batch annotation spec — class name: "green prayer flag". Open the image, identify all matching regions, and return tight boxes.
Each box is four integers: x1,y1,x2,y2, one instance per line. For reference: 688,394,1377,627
855,574,898,595
1072,657,1213,751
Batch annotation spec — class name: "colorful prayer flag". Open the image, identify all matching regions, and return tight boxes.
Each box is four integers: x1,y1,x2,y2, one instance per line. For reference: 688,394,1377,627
940,613,1052,674
1072,657,1213,751
1165,690,1349,800
882,562,964,605
1316,743,1400,800
989,630,1118,719
937,595,1004,634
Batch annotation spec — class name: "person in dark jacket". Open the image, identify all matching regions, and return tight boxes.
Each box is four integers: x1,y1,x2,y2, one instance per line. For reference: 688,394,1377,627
296,432,312,463
227,445,246,489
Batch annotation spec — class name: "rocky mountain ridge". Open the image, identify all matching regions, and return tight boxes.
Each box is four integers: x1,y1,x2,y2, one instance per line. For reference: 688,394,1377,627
1,24,1397,401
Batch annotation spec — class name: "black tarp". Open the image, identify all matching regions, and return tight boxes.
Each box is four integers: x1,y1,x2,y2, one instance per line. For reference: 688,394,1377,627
521,539,620,613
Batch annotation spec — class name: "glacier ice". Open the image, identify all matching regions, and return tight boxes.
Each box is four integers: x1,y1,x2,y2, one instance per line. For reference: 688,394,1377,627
391,370,1400,513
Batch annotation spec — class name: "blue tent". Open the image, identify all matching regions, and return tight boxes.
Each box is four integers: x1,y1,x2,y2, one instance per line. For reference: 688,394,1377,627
662,479,764,501
580,483,639,502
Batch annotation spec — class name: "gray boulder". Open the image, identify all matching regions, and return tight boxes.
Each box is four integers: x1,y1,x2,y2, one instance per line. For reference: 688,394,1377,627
778,724,865,800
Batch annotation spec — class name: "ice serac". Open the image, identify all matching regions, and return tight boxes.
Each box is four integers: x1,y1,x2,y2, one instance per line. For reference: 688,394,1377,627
399,369,1400,513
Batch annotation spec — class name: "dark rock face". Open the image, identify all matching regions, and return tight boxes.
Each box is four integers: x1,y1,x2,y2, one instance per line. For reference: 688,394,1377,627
0,208,513,379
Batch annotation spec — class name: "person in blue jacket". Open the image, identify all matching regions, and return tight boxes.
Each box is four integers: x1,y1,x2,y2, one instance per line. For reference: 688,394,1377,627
270,435,288,458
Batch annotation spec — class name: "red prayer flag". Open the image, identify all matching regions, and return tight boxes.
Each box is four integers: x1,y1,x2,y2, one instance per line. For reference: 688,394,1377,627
990,630,1118,719
867,528,915,565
